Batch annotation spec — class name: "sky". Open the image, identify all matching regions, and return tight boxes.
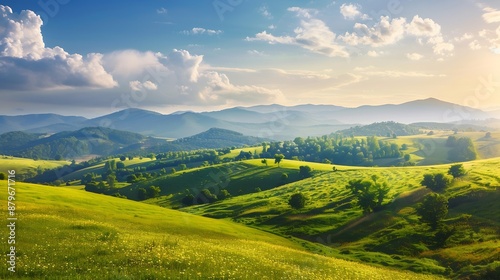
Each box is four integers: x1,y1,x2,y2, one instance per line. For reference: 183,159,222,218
0,0,500,117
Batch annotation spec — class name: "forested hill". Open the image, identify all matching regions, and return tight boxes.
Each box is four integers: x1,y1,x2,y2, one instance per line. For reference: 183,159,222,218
337,122,421,137
146,128,267,153
0,127,152,159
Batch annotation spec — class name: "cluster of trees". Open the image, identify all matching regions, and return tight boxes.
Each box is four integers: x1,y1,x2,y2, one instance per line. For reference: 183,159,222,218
415,164,466,247
181,188,232,206
446,136,477,162
346,175,390,214
137,186,161,200
262,135,404,166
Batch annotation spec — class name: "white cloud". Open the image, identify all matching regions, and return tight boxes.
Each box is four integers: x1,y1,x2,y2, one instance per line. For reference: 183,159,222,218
259,5,273,19
407,15,441,37
246,7,349,58
483,7,500,23
341,16,407,47
268,24,276,30
156,7,167,14
129,80,158,91
247,49,265,56
0,5,116,90
340,3,369,20
454,33,473,42
406,53,424,61
341,15,454,56
182,28,223,35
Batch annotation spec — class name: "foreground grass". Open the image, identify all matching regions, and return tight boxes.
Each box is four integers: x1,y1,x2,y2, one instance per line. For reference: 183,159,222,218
0,181,441,279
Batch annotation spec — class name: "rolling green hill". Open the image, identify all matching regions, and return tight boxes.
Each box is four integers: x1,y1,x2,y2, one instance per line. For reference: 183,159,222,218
0,156,69,180
181,158,500,279
0,181,440,280
337,121,422,137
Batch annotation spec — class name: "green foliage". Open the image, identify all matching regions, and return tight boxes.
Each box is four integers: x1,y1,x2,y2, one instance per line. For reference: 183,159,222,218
107,174,117,189
198,189,218,204
147,186,161,198
219,189,231,200
416,193,448,230
448,164,466,178
421,173,452,192
288,192,306,209
0,172,6,180
274,154,284,167
404,154,411,161
261,159,268,166
116,161,125,169
299,165,313,178
346,177,390,213
337,122,421,137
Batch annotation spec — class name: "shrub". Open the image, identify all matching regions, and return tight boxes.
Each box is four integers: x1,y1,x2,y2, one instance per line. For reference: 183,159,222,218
288,193,306,209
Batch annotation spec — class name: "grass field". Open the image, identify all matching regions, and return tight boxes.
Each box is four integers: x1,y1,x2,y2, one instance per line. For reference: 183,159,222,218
182,158,500,278
0,181,442,279
0,156,69,178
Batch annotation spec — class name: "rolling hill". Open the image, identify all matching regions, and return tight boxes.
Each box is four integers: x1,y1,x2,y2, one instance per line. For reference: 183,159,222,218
0,181,440,279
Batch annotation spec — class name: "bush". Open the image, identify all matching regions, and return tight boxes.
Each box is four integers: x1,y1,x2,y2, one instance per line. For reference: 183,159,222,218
0,172,6,180
288,193,306,209
416,193,448,230
421,173,452,192
448,164,466,178
181,194,195,206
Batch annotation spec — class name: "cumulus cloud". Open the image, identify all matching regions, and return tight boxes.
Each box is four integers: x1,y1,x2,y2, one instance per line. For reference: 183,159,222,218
246,7,349,58
0,5,117,90
483,7,500,23
341,15,454,56
469,40,482,50
182,27,223,35
129,80,158,91
341,16,407,47
367,50,381,57
156,7,167,14
340,3,369,20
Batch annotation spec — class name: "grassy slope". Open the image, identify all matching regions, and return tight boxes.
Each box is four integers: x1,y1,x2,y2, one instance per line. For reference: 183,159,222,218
0,156,69,176
0,181,441,280
182,158,500,277
124,159,340,205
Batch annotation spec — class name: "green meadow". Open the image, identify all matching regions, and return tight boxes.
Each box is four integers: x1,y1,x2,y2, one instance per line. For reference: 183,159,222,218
0,181,442,280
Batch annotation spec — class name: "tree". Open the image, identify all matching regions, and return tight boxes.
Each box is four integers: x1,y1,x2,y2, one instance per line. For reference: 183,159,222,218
261,159,268,166
485,132,492,139
54,154,63,160
288,193,306,209
147,186,161,198
128,155,134,160
197,189,218,204
299,165,313,178
107,174,117,189
421,173,452,192
219,189,231,200
448,164,466,178
179,164,187,171
448,137,477,162
416,193,448,230
274,154,284,167
401,144,408,150
127,174,137,183
404,154,411,161
0,172,7,180
346,178,390,213
119,156,126,161
116,162,125,169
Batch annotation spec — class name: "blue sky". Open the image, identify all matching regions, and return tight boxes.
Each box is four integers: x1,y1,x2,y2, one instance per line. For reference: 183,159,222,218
1,0,499,117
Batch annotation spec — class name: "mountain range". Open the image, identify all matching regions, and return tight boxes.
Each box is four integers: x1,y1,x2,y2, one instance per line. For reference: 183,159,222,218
0,98,495,140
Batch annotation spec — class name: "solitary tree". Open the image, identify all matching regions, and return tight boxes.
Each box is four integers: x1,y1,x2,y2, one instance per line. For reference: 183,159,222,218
119,156,126,161
448,164,466,178
299,165,313,178
274,154,285,167
416,193,448,230
107,174,117,189
421,173,452,192
261,159,268,166
218,189,231,200
0,172,6,180
288,193,306,209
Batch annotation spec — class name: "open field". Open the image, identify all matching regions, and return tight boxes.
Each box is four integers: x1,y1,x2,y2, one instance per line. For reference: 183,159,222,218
0,181,442,279
0,156,69,177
